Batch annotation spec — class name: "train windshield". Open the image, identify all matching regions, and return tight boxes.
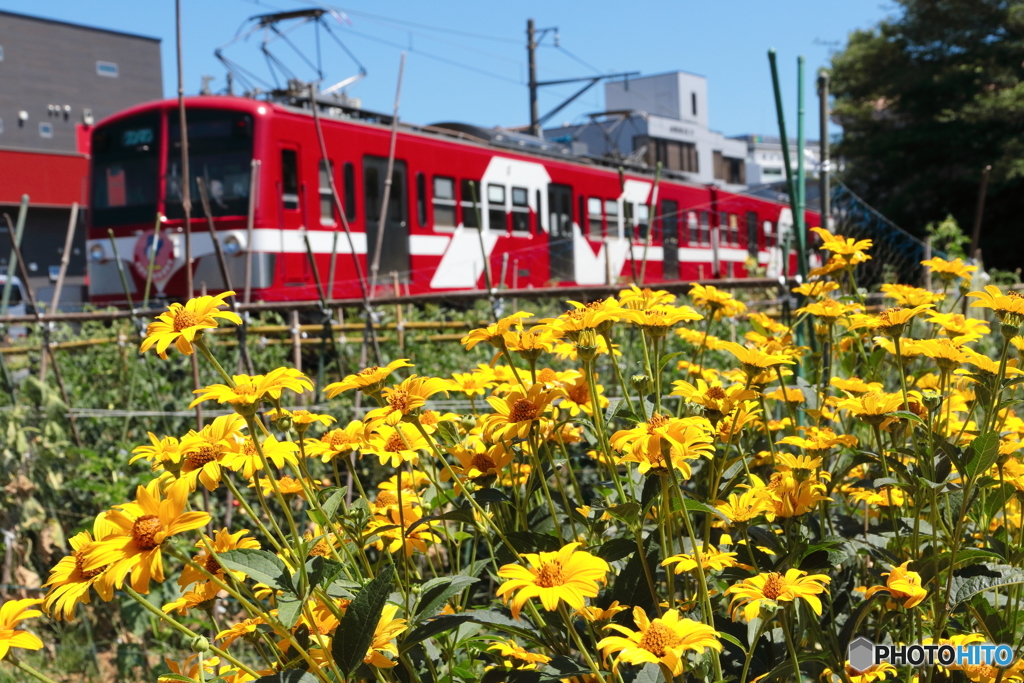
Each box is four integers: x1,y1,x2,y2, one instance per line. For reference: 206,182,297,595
91,113,161,228
165,109,254,219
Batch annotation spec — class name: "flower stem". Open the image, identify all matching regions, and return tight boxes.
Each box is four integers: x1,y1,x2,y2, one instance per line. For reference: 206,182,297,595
8,658,60,683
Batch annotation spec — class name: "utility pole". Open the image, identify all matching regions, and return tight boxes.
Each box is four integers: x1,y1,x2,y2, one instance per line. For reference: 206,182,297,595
818,70,830,229
527,19,539,136
969,164,992,260
795,56,808,282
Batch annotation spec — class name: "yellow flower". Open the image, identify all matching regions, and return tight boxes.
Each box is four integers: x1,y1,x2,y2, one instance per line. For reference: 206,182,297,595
444,442,516,486
222,434,300,480
836,391,906,425
809,255,851,277
365,506,441,556
675,327,724,350
765,471,831,518
792,280,840,298
597,606,721,676
576,601,628,622
716,480,775,524
216,616,264,648
670,379,757,423
921,256,977,282
82,480,211,594
191,368,313,411
662,547,739,574
483,383,563,441
777,427,857,454
304,421,367,462
162,580,220,616
176,414,246,491
365,375,451,425
363,422,429,467
487,639,552,669
557,372,607,417
449,369,496,397
43,517,118,621
689,283,747,319
140,291,241,359
610,414,715,478
178,528,260,588
969,285,1024,325
364,604,407,668
619,304,703,337
830,376,883,394
822,662,899,683
725,568,831,621
917,338,970,372
865,561,928,608
718,340,796,376
324,359,413,397
538,302,620,341
619,284,675,309
129,433,182,470
811,226,872,263
926,311,990,339
461,311,534,350
880,283,945,307
0,598,44,661
496,542,609,619
503,327,557,361
796,298,862,323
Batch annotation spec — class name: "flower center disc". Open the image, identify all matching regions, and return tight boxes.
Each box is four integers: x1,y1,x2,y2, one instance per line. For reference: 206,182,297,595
469,453,498,473
131,514,165,550
74,552,106,580
184,445,218,471
509,398,538,423
761,572,785,600
638,622,674,657
384,432,406,452
173,310,199,332
535,560,565,588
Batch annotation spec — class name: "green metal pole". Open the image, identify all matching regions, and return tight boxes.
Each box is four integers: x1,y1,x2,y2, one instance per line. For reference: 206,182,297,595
767,50,799,280
2,195,29,316
796,55,808,282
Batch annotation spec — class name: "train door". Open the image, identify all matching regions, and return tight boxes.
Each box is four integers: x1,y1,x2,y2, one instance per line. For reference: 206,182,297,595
547,183,574,281
662,199,679,280
278,144,310,285
363,156,410,282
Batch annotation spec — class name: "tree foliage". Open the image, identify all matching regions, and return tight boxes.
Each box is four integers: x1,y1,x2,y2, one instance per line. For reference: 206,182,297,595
830,0,1024,271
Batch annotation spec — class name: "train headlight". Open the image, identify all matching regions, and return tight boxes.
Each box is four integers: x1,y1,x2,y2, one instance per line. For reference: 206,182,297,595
89,244,106,262
223,235,242,256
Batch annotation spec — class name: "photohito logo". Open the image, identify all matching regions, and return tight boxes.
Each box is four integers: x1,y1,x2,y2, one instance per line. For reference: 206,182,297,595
848,637,1014,672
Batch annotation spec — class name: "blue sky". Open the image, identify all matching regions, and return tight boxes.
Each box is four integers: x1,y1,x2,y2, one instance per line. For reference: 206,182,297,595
4,0,894,137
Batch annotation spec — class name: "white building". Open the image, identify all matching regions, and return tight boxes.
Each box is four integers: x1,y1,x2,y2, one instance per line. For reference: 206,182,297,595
732,134,820,188
543,71,819,192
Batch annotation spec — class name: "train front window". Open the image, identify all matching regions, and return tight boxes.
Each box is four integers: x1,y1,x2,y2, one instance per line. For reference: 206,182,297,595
91,113,160,227
165,109,254,219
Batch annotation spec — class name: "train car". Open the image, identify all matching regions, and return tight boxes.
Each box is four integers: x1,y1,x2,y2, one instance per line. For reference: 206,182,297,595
85,94,817,304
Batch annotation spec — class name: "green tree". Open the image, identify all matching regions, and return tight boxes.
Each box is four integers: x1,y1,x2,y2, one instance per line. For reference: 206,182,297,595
830,0,1024,270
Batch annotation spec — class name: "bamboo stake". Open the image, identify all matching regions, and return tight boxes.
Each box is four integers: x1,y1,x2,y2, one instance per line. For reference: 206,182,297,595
175,0,193,298
369,52,406,296
11,225,81,447
392,271,404,353
141,212,161,310
243,159,260,305
48,203,79,315
1,195,29,316
639,162,662,284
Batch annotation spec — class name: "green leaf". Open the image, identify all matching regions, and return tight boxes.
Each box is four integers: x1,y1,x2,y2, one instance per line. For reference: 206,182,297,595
319,487,347,521
717,631,746,654
277,595,304,629
596,537,636,562
838,592,886,654
890,410,924,425
682,497,730,523
964,431,1000,480
434,420,462,447
605,502,642,526
401,610,538,653
414,575,479,624
218,549,293,593
332,564,396,675
951,563,1024,605
159,676,202,683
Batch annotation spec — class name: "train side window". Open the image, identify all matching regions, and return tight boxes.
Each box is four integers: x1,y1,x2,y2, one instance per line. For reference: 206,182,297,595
487,184,507,231
729,213,739,246
764,221,775,248
605,199,619,238
433,176,456,230
587,198,602,239
535,189,543,232
578,195,585,230
636,204,650,240
460,179,481,228
511,186,530,233
699,211,710,246
343,162,356,221
686,211,697,245
416,172,427,227
281,148,299,210
318,160,335,225
364,164,381,223
746,211,759,255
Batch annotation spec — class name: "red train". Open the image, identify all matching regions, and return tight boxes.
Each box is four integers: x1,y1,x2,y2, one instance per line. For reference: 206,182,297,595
86,95,817,303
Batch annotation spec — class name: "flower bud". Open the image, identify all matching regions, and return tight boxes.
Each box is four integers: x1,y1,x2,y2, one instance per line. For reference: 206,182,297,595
575,329,600,363
631,374,651,395
190,636,210,653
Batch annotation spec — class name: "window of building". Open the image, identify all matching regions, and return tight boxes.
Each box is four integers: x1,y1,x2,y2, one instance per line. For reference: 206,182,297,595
487,183,507,231
416,173,427,227
0,46,4,62
343,162,356,221
281,149,299,210
39,122,53,139
433,176,456,229
318,160,335,225
637,136,698,173
587,198,603,239
0,119,4,134
460,179,481,228
96,61,119,78
691,92,697,117
511,187,530,232
698,211,710,246
605,199,619,237
714,153,746,184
